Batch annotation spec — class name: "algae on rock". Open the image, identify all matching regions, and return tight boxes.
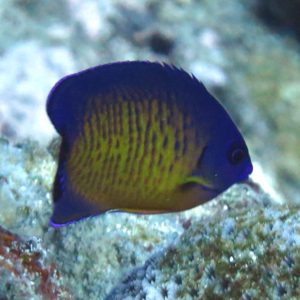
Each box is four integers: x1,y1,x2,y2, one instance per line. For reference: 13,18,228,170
106,193,300,299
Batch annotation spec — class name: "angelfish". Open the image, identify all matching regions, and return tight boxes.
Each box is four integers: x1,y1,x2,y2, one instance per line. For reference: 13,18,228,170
47,61,253,227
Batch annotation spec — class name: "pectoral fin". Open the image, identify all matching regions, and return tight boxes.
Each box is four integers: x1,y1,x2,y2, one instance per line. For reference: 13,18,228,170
180,176,216,192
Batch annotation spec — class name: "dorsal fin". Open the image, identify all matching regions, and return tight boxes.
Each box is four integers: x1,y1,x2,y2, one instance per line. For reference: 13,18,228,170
46,61,208,134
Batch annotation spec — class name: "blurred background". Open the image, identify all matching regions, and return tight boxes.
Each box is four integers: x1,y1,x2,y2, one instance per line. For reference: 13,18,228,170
0,0,299,203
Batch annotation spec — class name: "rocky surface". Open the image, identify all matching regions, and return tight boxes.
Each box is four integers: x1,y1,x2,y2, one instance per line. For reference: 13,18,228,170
0,225,72,299
107,194,300,299
0,138,54,237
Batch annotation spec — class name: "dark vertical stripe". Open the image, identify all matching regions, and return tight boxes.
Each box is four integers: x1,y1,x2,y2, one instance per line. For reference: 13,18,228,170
80,99,89,151
101,102,110,192
182,134,188,155
107,103,113,148
128,101,133,153
158,100,164,133
112,99,121,188
174,129,180,159
95,103,101,150
136,100,145,179
143,99,150,153
110,105,115,186
87,99,95,153
128,92,138,180
111,89,117,138
133,100,141,161
163,135,168,149
81,108,93,169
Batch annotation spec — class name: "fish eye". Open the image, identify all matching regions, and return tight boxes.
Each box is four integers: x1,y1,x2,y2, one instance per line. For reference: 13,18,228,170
227,143,245,165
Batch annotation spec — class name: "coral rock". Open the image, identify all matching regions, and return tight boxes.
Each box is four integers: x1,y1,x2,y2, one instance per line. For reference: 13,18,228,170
0,225,72,299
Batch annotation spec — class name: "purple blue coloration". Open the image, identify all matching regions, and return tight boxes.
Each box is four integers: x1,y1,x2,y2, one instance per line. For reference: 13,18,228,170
47,61,253,227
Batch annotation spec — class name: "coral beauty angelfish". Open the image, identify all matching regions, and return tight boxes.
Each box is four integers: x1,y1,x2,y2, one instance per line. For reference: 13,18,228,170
46,61,253,227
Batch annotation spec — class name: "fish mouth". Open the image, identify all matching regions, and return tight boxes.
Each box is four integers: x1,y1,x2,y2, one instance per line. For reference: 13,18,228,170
238,163,253,182
238,174,250,183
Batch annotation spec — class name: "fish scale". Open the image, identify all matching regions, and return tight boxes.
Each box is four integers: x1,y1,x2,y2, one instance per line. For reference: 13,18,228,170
68,94,194,208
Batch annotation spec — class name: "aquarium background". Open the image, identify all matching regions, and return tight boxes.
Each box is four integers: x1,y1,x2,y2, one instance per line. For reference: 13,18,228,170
0,0,300,299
